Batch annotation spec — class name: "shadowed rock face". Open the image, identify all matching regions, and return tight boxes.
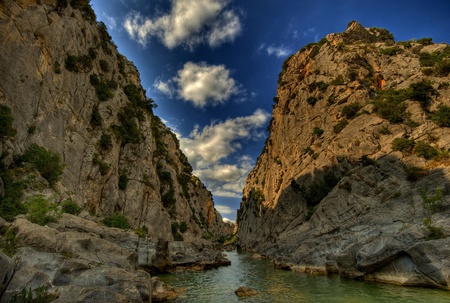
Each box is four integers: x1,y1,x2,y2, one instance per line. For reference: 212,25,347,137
237,21,450,289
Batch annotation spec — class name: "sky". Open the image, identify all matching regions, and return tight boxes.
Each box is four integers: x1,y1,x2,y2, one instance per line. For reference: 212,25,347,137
90,0,450,222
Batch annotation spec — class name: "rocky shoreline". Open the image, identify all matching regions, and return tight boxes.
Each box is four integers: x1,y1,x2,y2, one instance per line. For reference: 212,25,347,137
0,214,231,302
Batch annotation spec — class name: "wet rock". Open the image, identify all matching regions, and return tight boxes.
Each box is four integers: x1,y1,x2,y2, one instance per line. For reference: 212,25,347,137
151,277,183,302
235,286,258,297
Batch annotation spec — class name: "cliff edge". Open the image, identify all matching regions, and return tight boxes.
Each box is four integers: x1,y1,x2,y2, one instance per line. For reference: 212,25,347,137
237,21,450,289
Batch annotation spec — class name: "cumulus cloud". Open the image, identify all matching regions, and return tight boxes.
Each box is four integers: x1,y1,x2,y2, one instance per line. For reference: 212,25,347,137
178,110,270,197
223,217,236,224
258,44,292,58
215,205,234,215
123,0,242,49
155,62,241,108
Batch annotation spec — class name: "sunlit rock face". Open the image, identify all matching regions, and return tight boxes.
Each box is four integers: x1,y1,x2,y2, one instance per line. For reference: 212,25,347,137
0,0,229,241
237,21,450,289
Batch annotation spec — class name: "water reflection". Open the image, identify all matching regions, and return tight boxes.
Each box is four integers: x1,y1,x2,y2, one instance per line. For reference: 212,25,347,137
159,250,450,303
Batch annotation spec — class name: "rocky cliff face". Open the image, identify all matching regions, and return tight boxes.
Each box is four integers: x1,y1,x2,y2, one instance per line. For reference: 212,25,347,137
237,21,450,289
0,0,228,241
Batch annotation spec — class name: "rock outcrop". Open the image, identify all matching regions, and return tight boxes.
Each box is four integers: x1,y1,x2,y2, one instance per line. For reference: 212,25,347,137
0,0,228,242
237,21,450,289
0,0,231,301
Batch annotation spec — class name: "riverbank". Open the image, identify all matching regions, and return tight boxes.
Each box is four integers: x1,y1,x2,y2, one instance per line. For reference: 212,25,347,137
160,250,450,302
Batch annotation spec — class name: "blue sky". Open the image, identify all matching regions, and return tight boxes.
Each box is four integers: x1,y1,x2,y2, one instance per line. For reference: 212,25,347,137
90,0,450,221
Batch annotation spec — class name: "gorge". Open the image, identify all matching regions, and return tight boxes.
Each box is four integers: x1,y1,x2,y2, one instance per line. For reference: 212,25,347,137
1,0,450,302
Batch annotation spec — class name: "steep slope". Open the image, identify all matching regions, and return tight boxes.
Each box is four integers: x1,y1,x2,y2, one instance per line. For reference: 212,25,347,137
237,21,450,288
0,0,228,242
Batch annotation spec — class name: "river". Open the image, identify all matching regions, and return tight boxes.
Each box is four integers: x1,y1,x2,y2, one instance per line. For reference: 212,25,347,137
159,250,450,303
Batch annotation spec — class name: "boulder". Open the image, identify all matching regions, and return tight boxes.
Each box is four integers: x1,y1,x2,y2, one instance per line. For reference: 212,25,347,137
235,286,258,297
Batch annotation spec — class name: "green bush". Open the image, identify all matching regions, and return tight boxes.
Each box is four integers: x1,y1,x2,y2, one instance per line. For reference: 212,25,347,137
373,88,409,123
90,75,115,101
124,84,156,113
179,221,188,233
250,188,265,205
333,119,348,134
70,0,96,21
0,105,16,139
341,103,361,119
134,226,148,238
392,138,415,154
19,144,64,186
417,38,433,45
25,195,58,226
331,75,345,85
61,199,82,215
171,222,184,241
0,164,26,221
405,165,427,181
99,59,109,72
414,141,438,159
99,133,112,151
10,285,58,303
0,226,19,257
312,127,324,136
380,47,401,56
162,188,176,208
308,81,328,92
117,54,127,76
432,105,450,126
65,55,93,72
118,174,128,190
103,212,130,229
112,104,144,144
435,60,450,77
408,80,437,109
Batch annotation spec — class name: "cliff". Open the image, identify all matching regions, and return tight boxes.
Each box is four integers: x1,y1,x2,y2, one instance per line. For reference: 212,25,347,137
237,21,450,289
0,1,230,301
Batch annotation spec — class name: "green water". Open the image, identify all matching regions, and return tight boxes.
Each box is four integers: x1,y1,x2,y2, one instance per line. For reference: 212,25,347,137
159,250,450,303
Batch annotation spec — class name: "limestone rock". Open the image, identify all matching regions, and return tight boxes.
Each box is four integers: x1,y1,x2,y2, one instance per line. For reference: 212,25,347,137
0,0,229,243
235,286,258,297
237,22,450,289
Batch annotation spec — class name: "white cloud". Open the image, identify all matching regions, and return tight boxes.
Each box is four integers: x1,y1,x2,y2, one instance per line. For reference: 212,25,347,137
155,62,241,108
123,0,242,49
259,44,292,58
223,217,236,224
179,110,270,197
215,205,234,214
103,14,117,30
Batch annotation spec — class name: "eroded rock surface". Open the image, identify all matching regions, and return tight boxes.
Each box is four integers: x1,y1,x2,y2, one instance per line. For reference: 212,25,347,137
237,21,450,289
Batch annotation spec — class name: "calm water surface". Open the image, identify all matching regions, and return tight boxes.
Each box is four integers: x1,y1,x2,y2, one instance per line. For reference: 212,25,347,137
160,250,450,303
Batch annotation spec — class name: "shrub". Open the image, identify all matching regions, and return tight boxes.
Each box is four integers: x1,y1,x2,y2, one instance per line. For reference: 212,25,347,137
10,286,57,303
112,105,144,144
408,80,437,109
118,174,128,190
380,47,401,56
0,164,26,221
333,119,348,134
0,226,19,257
124,84,156,113
65,55,93,72
20,144,64,186
61,199,82,215
103,212,130,229
0,105,16,138
417,37,433,45
99,59,109,72
341,103,361,119
162,188,176,208
171,222,183,241
179,221,188,233
134,226,148,238
405,165,427,181
90,105,102,127
306,96,318,106
117,54,127,76
99,133,112,151
392,138,415,154
250,189,265,205
25,195,58,226
308,81,328,92
312,127,324,136
435,60,450,77
378,125,391,135
373,88,409,123
432,105,450,126
414,141,438,159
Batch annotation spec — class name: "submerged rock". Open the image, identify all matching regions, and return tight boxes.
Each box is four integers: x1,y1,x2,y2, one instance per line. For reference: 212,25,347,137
235,286,258,297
